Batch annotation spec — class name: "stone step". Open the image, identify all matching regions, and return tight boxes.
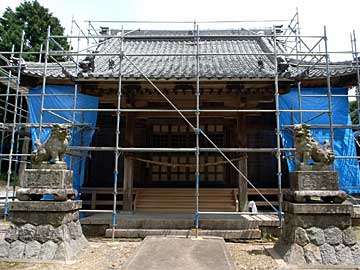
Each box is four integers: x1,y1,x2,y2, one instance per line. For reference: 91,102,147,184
105,228,261,240
114,218,260,230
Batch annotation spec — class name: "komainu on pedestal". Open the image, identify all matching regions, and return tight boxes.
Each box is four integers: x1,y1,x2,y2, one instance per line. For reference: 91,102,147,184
17,124,77,201
274,124,359,266
0,125,87,262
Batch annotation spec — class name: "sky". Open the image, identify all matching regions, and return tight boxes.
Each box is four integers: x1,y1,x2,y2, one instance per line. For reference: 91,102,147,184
0,0,360,61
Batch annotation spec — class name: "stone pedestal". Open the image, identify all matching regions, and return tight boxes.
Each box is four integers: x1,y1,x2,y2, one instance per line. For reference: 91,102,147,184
285,171,346,203
275,202,359,265
0,201,87,262
17,162,77,201
275,170,359,266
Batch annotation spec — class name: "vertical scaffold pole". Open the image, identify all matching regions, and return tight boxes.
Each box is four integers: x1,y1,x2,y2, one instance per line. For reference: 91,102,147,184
112,27,124,241
13,94,24,198
4,31,25,221
294,9,303,124
38,44,43,63
352,31,360,126
323,26,335,159
296,8,301,52
194,22,200,238
0,44,15,175
87,20,91,54
297,81,303,124
70,29,81,170
38,26,51,140
273,26,283,227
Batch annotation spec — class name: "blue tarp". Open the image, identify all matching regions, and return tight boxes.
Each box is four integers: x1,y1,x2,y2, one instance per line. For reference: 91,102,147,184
27,85,99,195
279,87,360,193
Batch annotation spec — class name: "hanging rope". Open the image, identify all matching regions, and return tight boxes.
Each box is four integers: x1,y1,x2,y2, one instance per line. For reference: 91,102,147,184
127,156,246,168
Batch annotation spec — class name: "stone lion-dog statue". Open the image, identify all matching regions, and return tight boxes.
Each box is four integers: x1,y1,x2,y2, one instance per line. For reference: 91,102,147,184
31,124,69,164
293,123,334,168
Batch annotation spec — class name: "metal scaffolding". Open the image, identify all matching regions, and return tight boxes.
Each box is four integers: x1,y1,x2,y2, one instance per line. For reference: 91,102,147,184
0,11,359,238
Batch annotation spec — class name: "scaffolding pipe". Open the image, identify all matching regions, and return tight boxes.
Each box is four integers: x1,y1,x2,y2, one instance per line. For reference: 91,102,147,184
38,44,43,63
0,45,14,175
198,211,281,215
84,19,290,24
13,95,25,200
335,156,360,159
273,26,284,227
4,31,25,221
50,51,329,57
67,146,296,153
194,23,200,238
0,154,31,157
38,26,51,140
301,94,360,97
4,123,91,128
0,101,29,115
46,110,73,123
323,26,335,164
295,11,302,125
0,94,76,97
112,27,124,241
79,210,113,213
297,82,303,123
41,108,330,113
50,34,325,39
283,124,360,129
69,29,81,169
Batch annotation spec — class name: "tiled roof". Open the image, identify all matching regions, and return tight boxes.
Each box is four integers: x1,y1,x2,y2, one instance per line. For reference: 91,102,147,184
20,29,357,81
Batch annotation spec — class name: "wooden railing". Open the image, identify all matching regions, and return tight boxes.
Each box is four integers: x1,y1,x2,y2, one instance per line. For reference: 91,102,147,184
80,187,137,210
235,188,289,207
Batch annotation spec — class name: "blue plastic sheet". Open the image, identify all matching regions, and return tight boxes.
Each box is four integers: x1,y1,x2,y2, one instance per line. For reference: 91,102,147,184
279,88,360,193
27,85,99,195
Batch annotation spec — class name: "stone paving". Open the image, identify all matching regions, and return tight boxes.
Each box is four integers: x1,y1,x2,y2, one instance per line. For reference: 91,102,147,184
122,236,235,270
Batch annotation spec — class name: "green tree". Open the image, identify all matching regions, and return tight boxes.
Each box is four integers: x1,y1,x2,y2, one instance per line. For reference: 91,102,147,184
350,100,359,125
0,0,69,62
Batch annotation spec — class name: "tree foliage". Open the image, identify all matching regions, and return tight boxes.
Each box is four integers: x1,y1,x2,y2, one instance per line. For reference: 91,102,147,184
350,100,359,125
0,0,69,62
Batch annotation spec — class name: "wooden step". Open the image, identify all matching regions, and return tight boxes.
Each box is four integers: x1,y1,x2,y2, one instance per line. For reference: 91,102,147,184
135,188,237,212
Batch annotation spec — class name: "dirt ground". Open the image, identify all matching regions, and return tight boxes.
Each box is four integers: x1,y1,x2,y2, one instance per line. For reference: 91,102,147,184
226,242,280,270
0,238,280,270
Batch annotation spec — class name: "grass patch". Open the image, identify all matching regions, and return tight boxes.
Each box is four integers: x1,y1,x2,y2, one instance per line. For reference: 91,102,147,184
0,262,25,269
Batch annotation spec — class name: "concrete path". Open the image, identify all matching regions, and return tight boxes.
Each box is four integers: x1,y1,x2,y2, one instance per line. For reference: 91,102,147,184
121,236,235,270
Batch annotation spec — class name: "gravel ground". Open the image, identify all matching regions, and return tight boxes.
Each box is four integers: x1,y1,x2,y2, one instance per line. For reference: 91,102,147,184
0,238,280,270
226,242,280,270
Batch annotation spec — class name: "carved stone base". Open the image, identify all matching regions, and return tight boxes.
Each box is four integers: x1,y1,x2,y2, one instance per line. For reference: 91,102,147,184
285,171,346,203
285,190,347,203
0,201,87,262
18,164,77,201
290,171,339,190
275,202,359,266
17,188,77,201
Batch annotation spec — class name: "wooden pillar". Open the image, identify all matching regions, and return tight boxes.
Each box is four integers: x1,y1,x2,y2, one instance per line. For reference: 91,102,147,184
238,157,248,212
237,114,248,212
123,113,135,211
